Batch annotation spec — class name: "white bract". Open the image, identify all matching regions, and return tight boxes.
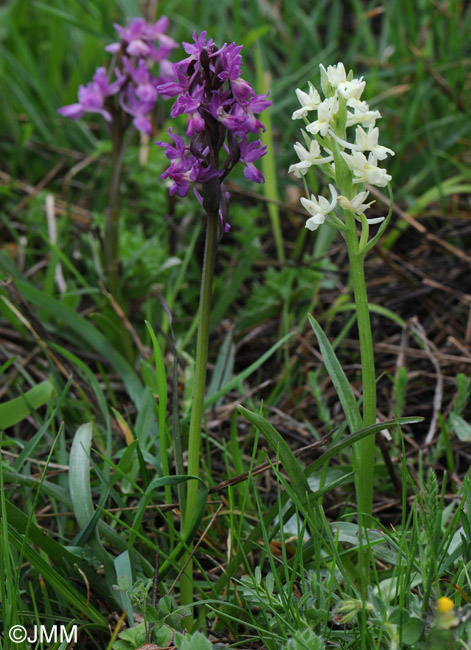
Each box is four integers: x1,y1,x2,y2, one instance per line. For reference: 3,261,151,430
289,61,394,231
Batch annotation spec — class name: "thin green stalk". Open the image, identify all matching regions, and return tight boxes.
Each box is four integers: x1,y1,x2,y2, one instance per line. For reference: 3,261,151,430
344,211,376,524
180,211,219,619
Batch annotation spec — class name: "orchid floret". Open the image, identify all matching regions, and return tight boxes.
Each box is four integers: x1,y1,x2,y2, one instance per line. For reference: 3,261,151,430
292,83,321,120
301,184,338,231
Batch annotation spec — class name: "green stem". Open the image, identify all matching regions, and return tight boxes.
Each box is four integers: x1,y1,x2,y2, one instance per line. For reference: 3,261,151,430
180,210,218,620
344,211,376,524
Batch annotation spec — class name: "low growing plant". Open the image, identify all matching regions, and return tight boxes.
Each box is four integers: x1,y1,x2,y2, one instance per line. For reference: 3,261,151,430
156,29,271,619
289,62,396,530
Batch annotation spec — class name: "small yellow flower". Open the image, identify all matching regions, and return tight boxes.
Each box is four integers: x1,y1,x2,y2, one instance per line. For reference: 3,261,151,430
435,596,460,630
436,596,455,615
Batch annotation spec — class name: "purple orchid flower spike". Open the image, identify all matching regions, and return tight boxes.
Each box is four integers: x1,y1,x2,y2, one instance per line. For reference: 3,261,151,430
57,16,178,290
58,16,177,136
156,31,271,235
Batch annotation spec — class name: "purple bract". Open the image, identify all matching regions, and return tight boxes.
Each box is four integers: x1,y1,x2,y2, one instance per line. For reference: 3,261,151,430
58,17,177,135
156,31,271,230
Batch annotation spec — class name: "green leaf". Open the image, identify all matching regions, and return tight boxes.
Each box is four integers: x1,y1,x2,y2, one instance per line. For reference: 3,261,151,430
360,183,394,256
305,418,422,477
282,628,324,650
13,378,71,472
308,313,362,433
145,320,168,433
238,406,311,502
114,551,134,624
69,424,95,530
0,380,54,429
402,617,425,644
133,386,155,448
330,137,352,196
116,622,146,646
388,606,410,625
174,631,212,650
68,423,115,577
207,330,235,406
449,412,471,442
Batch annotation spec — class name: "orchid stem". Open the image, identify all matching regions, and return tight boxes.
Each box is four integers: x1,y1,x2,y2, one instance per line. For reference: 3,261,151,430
104,125,127,293
180,210,218,623
344,210,376,582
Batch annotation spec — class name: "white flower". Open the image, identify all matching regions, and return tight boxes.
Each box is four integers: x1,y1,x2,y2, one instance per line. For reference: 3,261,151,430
295,139,321,159
341,151,392,187
338,191,383,223
288,140,334,177
321,62,347,88
301,184,338,231
346,99,381,128
306,96,339,136
337,78,366,101
354,126,395,160
292,83,321,120
338,191,375,215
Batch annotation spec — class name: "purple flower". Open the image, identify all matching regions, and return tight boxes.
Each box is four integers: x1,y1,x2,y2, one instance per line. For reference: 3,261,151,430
156,31,271,231
157,127,187,162
58,16,178,136
57,67,126,122
239,138,267,183
171,89,203,119
182,31,213,57
157,67,190,98
107,17,177,57
217,43,243,82
93,67,125,96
